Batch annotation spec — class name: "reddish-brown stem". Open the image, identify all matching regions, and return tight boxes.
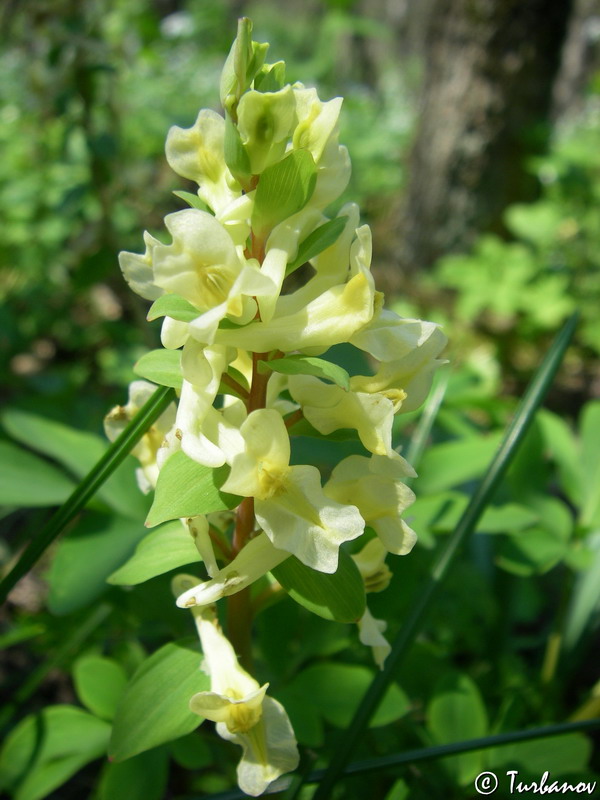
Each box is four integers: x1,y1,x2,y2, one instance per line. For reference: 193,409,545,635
284,408,304,430
248,351,270,412
208,525,232,561
221,373,249,401
227,346,273,669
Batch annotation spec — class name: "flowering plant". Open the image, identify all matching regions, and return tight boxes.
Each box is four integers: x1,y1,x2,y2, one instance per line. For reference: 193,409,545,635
106,18,446,796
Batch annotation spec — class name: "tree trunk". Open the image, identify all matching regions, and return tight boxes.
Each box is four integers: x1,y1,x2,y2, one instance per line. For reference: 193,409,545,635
399,0,574,271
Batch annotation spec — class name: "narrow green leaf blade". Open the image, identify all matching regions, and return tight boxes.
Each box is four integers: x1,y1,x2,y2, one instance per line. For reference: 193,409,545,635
259,355,350,391
147,294,199,323
134,349,183,390
109,639,209,761
108,520,200,585
286,216,347,275
146,451,241,527
272,548,365,623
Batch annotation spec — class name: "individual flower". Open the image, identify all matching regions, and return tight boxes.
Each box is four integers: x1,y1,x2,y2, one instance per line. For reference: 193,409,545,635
324,453,417,556
181,599,299,796
350,311,448,413
288,374,397,456
103,380,176,493
292,85,350,208
220,409,365,572
176,532,289,608
237,85,297,174
118,231,163,302
165,109,242,215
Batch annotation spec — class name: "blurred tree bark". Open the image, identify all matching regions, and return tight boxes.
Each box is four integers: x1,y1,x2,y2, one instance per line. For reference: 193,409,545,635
398,0,574,271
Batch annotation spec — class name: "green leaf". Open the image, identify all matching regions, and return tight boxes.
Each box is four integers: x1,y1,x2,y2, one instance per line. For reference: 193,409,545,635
108,520,200,585
47,511,148,614
427,672,488,785
172,190,208,212
0,440,74,507
414,432,504,494
224,113,252,182
289,663,410,728
146,451,241,527
1,409,148,519
580,401,600,527
252,149,316,236
109,639,209,761
564,531,600,650
73,655,128,720
271,548,366,623
0,705,110,800
259,354,350,391
537,409,583,508
99,748,169,800
488,732,591,777
286,216,347,275
169,732,212,769
495,496,572,576
134,349,182,390
254,61,285,92
147,294,199,323
478,503,540,533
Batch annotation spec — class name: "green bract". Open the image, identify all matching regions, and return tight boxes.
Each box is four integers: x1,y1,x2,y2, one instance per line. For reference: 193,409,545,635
107,16,446,797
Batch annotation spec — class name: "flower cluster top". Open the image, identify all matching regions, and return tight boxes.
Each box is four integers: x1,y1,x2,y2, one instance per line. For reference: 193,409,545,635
106,18,446,797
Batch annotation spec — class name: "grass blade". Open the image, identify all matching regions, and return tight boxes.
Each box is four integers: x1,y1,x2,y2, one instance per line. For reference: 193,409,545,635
191,718,599,799
0,386,175,605
308,312,578,799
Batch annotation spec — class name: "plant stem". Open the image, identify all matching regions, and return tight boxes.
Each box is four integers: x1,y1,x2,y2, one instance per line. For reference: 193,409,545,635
227,349,271,669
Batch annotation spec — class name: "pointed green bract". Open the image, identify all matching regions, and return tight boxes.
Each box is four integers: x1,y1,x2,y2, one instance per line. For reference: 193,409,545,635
108,521,200,585
147,294,200,322
259,354,350,391
146,451,241,527
252,149,317,238
134,349,183,390
286,216,347,275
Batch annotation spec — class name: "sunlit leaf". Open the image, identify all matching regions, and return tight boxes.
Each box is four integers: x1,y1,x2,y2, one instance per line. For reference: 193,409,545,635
272,549,365,623
109,639,209,761
0,706,110,800
146,451,241,527
259,354,350,391
134,349,183,390
108,521,200,585
73,655,128,721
